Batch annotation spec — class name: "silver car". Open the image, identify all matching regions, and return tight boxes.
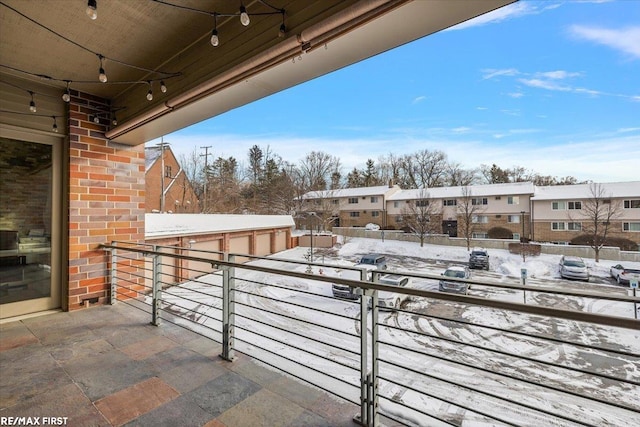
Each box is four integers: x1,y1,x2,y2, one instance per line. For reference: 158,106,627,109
559,256,589,282
439,266,470,294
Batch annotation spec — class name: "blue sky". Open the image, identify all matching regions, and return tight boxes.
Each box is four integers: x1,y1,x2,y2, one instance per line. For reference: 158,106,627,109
154,0,640,183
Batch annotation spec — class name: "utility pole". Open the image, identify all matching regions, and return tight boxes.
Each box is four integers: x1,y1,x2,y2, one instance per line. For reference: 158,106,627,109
156,138,171,213
200,146,212,212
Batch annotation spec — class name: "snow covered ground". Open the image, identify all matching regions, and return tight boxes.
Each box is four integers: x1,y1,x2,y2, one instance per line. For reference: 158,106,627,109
153,238,639,426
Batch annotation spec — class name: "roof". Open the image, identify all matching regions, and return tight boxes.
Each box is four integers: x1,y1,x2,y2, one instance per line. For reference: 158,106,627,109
301,185,399,200
532,181,640,200
387,182,535,201
146,214,295,238
144,147,162,171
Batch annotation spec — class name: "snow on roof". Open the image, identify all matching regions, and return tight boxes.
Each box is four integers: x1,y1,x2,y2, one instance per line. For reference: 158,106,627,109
144,147,162,171
301,185,399,199
146,213,295,238
532,181,640,200
387,182,535,201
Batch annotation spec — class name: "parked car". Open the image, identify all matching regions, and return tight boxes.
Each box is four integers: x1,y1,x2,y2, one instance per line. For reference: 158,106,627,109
331,265,376,300
377,274,411,310
439,266,471,294
356,254,387,270
365,223,380,231
468,248,490,270
609,264,640,285
559,256,589,281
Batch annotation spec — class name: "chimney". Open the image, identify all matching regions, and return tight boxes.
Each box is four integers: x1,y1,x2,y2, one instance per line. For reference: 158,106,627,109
388,179,393,188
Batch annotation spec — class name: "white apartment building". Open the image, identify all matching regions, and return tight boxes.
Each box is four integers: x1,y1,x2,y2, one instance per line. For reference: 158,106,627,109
300,181,640,247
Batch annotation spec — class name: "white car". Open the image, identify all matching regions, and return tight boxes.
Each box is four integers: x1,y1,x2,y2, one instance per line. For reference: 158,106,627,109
365,223,380,231
609,264,640,285
377,274,411,310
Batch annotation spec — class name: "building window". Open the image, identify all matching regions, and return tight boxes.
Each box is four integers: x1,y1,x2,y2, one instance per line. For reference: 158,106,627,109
370,196,379,203
552,222,566,230
332,199,339,205
472,197,488,205
395,215,403,222
472,215,489,223
371,211,380,217
568,222,582,231
507,196,519,205
393,201,400,208
416,200,429,207
623,222,640,232
624,200,640,209
348,197,358,204
165,165,172,178
443,199,457,206
349,212,360,217
513,233,520,241
552,201,582,210
472,232,488,239
507,215,520,223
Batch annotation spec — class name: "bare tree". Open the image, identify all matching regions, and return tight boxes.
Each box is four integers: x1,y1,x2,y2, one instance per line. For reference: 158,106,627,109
573,183,623,262
444,162,478,186
298,151,342,192
457,186,485,251
400,189,440,247
402,149,448,188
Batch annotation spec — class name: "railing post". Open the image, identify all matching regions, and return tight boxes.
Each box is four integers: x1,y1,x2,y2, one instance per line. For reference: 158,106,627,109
151,245,162,326
221,253,236,361
370,288,379,427
359,286,369,426
109,241,117,305
356,269,379,427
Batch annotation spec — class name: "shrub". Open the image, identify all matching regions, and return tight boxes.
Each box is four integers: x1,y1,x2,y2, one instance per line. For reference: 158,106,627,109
570,235,639,251
487,227,513,239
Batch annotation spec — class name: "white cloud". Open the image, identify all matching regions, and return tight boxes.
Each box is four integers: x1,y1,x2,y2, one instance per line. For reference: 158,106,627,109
448,2,553,31
569,25,640,59
519,78,571,91
482,68,519,80
412,96,427,104
618,127,640,133
508,92,524,98
476,107,488,111
537,70,582,79
452,127,471,134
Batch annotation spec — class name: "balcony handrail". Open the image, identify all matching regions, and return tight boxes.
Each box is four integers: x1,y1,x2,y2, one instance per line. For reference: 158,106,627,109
102,241,640,426
101,241,639,330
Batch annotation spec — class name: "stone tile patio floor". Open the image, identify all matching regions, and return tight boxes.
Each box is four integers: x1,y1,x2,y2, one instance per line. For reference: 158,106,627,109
0,303,371,426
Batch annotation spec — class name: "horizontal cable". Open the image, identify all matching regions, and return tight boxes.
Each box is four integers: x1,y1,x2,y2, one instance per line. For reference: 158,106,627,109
234,298,359,339
234,314,360,360
378,323,639,386
233,334,360,399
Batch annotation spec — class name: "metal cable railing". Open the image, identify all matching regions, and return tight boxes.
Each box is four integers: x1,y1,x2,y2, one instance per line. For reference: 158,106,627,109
102,242,640,427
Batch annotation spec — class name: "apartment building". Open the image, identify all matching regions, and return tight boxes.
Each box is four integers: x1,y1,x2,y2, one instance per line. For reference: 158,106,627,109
299,184,401,229
531,182,640,245
386,182,535,238
302,181,640,246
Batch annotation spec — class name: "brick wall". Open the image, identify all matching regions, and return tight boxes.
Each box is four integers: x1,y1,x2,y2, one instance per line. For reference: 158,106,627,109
145,148,200,213
67,90,145,310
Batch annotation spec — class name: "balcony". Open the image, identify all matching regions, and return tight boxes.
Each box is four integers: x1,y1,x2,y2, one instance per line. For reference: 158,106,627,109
1,242,638,426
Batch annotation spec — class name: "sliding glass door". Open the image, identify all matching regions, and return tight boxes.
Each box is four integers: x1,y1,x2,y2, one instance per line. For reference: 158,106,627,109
0,137,61,319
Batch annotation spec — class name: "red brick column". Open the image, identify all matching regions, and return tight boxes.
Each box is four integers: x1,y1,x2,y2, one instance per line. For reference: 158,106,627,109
67,91,145,310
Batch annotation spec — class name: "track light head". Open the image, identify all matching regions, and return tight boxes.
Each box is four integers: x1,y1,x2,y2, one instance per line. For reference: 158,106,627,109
160,80,167,93
52,116,58,133
146,82,153,101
